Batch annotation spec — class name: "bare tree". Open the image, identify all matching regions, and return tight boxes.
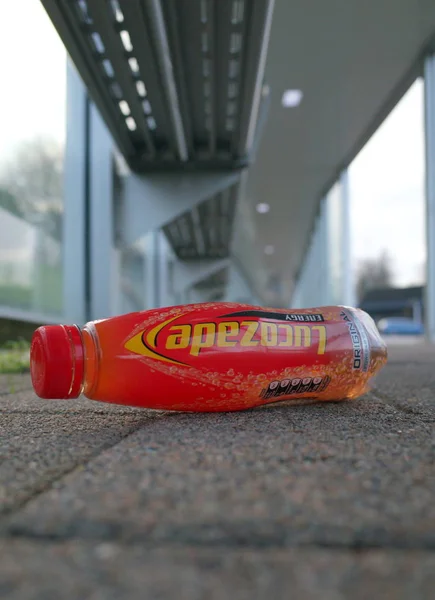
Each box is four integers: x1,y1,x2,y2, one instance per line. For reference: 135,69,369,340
0,137,64,239
0,188,23,220
356,250,395,302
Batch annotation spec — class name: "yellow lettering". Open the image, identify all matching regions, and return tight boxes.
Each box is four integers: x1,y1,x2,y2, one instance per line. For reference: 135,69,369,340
294,325,311,348
240,321,259,347
278,324,293,347
190,322,216,356
165,325,191,350
260,322,278,346
312,325,327,355
217,321,239,347
163,320,326,355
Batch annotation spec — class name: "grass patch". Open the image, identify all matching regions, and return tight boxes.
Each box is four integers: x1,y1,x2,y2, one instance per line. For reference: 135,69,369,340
0,339,30,374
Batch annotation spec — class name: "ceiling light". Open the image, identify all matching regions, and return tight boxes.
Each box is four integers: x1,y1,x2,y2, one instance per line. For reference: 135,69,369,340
256,202,270,214
281,89,303,108
264,245,275,255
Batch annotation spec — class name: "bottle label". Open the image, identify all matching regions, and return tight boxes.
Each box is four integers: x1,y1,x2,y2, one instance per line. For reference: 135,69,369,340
340,308,371,372
117,303,386,411
124,308,328,367
260,375,331,400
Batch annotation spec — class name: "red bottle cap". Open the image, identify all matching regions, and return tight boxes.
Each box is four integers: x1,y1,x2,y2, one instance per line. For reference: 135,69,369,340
30,325,84,399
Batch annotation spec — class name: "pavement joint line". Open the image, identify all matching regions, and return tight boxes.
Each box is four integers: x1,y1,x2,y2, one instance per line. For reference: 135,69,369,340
0,412,170,521
2,526,435,553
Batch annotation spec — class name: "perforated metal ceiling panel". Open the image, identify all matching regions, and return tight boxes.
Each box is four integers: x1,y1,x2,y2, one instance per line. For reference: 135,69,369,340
42,0,273,172
162,182,239,260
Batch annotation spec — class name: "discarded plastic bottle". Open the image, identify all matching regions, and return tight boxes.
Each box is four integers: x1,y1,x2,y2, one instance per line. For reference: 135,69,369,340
30,303,387,412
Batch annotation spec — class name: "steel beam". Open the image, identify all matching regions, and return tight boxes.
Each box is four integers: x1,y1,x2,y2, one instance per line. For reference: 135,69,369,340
147,0,188,161
173,258,229,293
41,0,275,171
163,183,239,260
239,0,275,154
121,170,239,246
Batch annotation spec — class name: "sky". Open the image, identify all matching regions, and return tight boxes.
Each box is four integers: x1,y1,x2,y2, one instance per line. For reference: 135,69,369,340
0,0,66,161
349,79,426,287
0,0,427,290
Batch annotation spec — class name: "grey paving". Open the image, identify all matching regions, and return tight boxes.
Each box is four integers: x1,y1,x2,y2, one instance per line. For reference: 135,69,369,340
0,341,434,598
0,373,32,396
2,542,435,600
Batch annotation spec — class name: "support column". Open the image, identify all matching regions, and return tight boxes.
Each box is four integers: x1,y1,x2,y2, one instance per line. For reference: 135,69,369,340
425,54,435,342
291,170,355,310
324,172,354,306
63,62,119,322
89,102,117,320
319,197,331,305
292,203,328,308
157,231,171,308
339,169,356,307
325,182,342,306
143,232,157,310
63,61,88,324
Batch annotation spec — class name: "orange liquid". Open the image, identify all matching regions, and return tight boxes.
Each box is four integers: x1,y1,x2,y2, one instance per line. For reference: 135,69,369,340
76,303,387,412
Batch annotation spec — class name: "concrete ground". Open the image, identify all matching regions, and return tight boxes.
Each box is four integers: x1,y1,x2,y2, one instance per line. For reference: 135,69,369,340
1,341,435,599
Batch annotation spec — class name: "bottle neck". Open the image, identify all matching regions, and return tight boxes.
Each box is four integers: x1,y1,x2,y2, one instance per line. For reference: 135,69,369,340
81,323,100,397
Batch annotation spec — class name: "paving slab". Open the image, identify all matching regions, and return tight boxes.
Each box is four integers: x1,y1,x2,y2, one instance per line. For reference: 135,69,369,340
3,394,434,544
0,398,159,515
2,542,435,600
0,373,32,396
372,342,435,421
0,343,434,598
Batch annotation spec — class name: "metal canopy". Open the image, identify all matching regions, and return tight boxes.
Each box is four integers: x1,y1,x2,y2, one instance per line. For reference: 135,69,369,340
193,266,229,302
42,0,273,172
194,267,228,291
235,0,435,307
163,183,239,260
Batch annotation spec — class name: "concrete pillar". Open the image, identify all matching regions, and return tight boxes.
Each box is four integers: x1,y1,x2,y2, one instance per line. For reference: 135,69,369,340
292,170,355,309
88,102,117,320
424,54,435,342
63,61,88,324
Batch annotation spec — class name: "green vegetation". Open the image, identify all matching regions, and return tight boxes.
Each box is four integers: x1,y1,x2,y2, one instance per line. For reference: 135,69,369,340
0,264,62,315
0,339,30,374
0,284,32,310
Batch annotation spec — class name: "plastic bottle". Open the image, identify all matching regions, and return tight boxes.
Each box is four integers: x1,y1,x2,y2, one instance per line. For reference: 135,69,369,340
30,303,387,412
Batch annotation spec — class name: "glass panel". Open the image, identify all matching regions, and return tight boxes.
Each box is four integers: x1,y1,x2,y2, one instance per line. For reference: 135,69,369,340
0,1,66,317
119,239,147,314
350,79,425,306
